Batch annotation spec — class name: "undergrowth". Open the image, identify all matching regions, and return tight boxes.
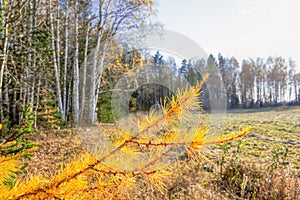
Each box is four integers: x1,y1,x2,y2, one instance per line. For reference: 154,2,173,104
0,105,36,188
0,74,253,199
133,143,299,199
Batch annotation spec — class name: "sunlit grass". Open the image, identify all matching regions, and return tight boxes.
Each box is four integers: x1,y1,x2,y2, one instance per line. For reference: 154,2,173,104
128,106,300,199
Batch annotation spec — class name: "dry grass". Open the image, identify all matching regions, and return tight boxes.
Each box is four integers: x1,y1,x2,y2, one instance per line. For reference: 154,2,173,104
128,144,299,200
20,106,300,199
127,106,300,199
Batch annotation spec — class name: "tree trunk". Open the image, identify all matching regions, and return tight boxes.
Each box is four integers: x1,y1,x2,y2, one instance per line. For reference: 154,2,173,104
4,67,9,114
0,23,8,99
72,0,79,124
80,21,90,121
88,29,101,124
34,78,41,129
56,0,61,76
94,41,110,121
63,0,69,120
49,0,65,122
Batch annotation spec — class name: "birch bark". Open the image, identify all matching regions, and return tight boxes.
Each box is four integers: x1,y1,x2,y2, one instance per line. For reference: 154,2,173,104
80,21,90,121
49,0,65,122
72,0,79,123
63,0,69,120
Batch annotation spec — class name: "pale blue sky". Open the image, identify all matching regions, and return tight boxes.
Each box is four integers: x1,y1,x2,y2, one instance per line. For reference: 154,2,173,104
157,0,300,69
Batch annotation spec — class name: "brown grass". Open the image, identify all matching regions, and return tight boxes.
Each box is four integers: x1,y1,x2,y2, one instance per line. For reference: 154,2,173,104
20,107,300,199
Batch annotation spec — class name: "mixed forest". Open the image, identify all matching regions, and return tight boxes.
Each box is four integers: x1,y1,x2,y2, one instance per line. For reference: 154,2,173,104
0,0,300,128
0,0,300,199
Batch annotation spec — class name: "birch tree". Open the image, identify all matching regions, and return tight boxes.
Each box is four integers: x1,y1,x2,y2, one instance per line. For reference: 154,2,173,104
49,0,65,122
63,0,69,119
0,0,8,102
79,20,91,120
86,0,155,124
73,0,79,123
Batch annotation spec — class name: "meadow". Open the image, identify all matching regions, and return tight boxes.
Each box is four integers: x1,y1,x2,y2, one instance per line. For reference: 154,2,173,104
22,106,300,199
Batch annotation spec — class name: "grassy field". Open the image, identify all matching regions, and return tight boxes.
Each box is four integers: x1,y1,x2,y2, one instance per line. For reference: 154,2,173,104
25,106,300,199
222,106,300,170
131,106,300,199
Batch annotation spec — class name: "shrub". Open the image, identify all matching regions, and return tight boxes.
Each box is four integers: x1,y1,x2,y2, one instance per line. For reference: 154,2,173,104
0,74,250,199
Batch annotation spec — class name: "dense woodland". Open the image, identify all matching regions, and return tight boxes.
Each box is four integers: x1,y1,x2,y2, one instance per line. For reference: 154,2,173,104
1,0,300,131
0,0,157,132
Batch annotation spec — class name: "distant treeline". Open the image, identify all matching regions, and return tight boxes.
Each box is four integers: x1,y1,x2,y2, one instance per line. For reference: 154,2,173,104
125,51,300,113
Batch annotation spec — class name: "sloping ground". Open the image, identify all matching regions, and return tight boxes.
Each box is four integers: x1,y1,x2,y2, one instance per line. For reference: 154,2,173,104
23,107,300,176
18,107,300,199
22,125,115,178
22,129,85,178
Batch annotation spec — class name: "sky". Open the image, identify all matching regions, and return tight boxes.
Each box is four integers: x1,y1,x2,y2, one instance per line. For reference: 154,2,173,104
157,0,300,70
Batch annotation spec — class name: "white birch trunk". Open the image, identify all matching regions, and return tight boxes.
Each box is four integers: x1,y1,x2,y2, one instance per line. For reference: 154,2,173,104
0,0,6,120
80,21,90,121
72,0,79,123
63,0,69,120
49,0,65,122
56,0,61,76
87,0,105,124
0,24,8,98
67,75,72,120
94,41,110,115
88,29,101,124
28,0,34,111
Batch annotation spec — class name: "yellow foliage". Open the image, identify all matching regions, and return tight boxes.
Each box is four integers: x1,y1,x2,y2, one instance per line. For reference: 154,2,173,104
0,74,250,199
0,155,20,184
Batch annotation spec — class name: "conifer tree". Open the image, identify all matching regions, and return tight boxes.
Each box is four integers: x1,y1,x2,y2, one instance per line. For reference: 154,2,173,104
0,75,250,199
